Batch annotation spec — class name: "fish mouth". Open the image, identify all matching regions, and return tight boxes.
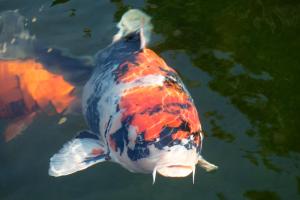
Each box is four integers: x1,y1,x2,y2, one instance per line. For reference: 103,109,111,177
157,165,194,177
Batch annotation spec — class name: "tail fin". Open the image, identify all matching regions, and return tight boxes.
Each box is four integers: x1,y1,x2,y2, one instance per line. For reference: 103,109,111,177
113,9,153,46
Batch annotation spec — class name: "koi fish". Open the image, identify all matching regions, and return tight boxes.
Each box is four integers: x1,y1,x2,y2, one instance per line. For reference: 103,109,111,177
0,10,91,141
49,9,217,183
0,59,75,141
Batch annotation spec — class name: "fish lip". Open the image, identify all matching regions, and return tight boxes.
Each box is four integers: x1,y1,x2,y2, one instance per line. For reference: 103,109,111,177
156,164,194,177
165,165,192,169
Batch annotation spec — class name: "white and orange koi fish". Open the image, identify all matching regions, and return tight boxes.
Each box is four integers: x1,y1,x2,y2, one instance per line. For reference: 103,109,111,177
49,9,217,183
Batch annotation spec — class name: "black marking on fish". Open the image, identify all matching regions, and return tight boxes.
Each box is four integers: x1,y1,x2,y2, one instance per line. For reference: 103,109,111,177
127,132,150,161
113,63,129,82
95,31,142,68
110,115,133,154
163,77,184,93
140,104,162,115
86,96,101,134
104,115,113,154
164,103,191,115
116,104,120,112
75,130,99,140
111,55,140,83
154,120,192,150
140,103,191,116
167,102,191,109
83,154,107,164
85,74,105,134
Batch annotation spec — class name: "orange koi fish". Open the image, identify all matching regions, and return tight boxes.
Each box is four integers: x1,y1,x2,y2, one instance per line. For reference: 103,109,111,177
0,10,93,142
0,59,75,141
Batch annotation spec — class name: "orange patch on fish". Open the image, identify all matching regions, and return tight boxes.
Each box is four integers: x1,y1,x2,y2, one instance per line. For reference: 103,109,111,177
91,148,104,156
119,85,200,141
109,136,117,151
172,131,189,140
117,49,176,83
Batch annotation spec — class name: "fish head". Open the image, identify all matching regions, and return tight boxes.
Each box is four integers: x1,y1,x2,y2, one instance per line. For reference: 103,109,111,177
155,148,197,178
152,131,201,179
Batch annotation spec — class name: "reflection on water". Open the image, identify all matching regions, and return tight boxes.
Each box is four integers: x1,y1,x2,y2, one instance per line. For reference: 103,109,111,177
139,0,300,162
0,0,299,200
51,0,71,7
244,190,281,200
0,10,35,59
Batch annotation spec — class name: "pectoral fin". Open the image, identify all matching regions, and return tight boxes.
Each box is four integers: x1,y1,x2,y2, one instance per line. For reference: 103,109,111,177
4,112,36,142
49,130,109,177
198,155,218,172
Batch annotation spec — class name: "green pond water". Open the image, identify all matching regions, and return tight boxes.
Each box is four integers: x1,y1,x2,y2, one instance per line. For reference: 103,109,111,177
0,0,299,199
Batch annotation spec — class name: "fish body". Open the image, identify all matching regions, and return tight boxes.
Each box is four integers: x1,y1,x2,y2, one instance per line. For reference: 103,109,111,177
0,59,75,141
49,9,217,181
84,40,201,173
0,10,92,142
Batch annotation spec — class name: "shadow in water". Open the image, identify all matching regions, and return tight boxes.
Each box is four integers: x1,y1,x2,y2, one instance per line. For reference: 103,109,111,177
110,0,300,199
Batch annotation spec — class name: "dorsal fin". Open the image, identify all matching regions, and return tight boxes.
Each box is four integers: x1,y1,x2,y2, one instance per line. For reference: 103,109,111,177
140,19,146,49
112,9,153,46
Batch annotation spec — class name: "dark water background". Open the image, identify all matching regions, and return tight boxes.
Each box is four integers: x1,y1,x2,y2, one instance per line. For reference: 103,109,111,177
0,0,299,199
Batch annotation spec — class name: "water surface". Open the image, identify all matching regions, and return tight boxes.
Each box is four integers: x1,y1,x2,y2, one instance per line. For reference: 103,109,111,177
0,0,299,199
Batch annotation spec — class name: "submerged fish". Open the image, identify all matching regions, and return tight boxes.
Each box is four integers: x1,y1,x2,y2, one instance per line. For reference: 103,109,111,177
0,10,92,141
0,59,75,141
49,9,217,182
